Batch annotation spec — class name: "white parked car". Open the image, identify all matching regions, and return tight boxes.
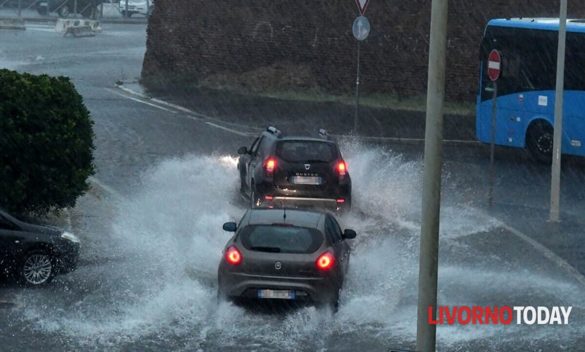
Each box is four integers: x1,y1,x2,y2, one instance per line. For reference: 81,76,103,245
118,0,153,17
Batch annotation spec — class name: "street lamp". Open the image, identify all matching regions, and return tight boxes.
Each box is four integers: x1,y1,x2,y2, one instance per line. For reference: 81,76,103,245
549,0,568,222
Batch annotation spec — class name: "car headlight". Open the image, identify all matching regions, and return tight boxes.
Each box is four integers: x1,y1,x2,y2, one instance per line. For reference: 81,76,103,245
61,231,80,244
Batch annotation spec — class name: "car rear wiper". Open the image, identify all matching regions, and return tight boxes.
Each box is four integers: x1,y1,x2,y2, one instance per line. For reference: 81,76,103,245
250,246,282,253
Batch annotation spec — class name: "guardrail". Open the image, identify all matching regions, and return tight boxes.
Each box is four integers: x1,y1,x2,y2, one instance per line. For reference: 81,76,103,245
0,0,152,21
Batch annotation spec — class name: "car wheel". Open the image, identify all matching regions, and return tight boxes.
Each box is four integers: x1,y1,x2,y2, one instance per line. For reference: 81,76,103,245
58,5,70,18
20,251,55,286
527,121,554,163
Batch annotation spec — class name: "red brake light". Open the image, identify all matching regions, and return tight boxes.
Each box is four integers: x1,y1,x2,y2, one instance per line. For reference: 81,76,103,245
264,157,277,175
316,252,335,271
336,160,347,176
225,246,242,265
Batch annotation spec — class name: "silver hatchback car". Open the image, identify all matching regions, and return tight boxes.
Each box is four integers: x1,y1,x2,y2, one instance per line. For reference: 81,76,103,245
217,208,356,309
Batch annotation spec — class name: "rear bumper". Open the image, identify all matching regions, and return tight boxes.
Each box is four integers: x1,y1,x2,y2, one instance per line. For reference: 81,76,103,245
255,181,351,210
218,271,339,304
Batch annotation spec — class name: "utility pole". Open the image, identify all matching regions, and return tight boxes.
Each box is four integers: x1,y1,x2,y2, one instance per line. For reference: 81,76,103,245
416,0,448,351
550,0,568,222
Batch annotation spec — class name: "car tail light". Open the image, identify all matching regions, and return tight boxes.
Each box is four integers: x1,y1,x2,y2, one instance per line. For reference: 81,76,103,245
316,252,335,271
264,195,273,201
336,160,347,176
264,157,277,176
225,246,242,266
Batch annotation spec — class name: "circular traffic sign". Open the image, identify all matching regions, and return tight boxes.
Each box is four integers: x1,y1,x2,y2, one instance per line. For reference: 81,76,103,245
487,49,502,82
352,16,370,41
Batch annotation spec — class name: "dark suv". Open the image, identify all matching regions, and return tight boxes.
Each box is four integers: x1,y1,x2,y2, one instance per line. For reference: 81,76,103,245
237,127,351,211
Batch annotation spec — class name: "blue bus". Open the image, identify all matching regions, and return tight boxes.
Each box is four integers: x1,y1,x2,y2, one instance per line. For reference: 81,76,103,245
477,18,585,162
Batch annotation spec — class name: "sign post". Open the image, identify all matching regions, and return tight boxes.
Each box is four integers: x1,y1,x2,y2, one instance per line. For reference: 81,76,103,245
352,15,370,134
487,49,501,207
351,0,370,134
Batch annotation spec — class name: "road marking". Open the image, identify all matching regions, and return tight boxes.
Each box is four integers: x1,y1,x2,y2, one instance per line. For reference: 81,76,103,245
106,88,176,113
500,223,585,288
113,84,479,145
205,121,254,137
111,85,257,137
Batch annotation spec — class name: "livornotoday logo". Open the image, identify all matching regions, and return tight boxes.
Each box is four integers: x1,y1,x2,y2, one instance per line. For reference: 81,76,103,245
428,306,572,325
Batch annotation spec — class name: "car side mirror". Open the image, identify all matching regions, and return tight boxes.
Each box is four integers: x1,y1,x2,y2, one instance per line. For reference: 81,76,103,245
223,222,237,232
342,229,357,240
237,146,248,155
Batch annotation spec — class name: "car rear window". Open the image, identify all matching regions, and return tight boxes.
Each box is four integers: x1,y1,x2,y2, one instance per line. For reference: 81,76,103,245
239,225,324,254
275,141,338,163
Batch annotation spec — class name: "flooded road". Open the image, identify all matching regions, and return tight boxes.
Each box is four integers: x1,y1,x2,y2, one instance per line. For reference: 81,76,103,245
1,23,584,352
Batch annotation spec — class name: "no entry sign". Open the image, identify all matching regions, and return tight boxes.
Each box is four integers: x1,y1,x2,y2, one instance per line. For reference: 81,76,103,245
487,49,502,82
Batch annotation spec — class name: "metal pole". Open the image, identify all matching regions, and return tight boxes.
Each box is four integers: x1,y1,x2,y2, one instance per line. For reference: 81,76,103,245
17,0,21,17
146,0,150,16
416,0,448,351
99,0,104,19
354,41,361,134
125,0,128,17
488,81,498,207
550,0,567,222
73,0,77,16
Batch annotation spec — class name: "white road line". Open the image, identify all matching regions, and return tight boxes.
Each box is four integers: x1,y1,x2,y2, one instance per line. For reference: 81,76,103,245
500,223,585,288
106,88,176,113
205,121,254,137
151,97,198,115
123,95,177,113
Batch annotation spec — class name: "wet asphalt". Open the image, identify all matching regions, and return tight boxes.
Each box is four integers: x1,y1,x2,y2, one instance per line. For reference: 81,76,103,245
0,23,584,352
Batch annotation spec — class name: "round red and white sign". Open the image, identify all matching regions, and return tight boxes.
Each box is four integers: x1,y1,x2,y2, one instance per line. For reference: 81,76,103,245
487,49,502,82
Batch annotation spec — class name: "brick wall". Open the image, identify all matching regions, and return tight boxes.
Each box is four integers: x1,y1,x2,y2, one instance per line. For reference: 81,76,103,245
142,1,584,102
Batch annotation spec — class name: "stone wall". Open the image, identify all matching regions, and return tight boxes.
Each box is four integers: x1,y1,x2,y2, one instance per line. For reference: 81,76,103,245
142,1,584,101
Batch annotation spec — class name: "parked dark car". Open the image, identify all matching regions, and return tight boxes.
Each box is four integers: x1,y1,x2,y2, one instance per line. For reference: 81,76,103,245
237,127,352,212
217,208,356,309
0,209,80,286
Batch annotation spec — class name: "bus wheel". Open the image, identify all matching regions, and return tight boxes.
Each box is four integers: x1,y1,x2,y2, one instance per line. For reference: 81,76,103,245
526,121,553,163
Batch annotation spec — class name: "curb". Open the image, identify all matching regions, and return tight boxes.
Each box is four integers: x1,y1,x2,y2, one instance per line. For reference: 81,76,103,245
499,222,585,288
114,83,480,145
4,17,147,25
0,17,25,30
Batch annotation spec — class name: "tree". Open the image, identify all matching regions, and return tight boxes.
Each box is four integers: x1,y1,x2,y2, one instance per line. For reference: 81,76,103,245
0,69,95,215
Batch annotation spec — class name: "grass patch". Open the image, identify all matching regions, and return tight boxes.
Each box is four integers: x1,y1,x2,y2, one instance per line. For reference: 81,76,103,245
199,80,474,116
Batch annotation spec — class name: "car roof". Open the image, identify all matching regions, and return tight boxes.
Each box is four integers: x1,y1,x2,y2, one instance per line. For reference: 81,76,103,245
488,18,585,33
246,208,324,228
277,136,337,144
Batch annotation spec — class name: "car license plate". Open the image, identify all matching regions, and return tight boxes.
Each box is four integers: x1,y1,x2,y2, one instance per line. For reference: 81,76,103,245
291,176,322,185
257,289,296,300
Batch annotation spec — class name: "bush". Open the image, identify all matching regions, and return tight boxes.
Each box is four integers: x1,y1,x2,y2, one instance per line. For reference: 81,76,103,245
0,69,95,215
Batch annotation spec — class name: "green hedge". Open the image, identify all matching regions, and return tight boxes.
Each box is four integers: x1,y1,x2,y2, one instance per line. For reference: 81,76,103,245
0,69,95,215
